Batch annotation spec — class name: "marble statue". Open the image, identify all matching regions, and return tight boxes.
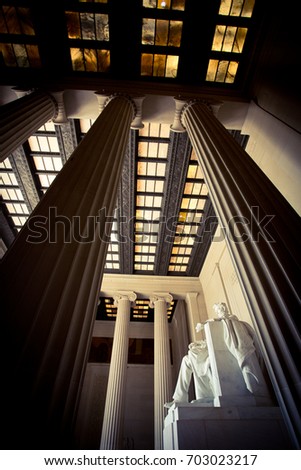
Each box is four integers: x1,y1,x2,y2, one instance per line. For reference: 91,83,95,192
164,324,214,408
210,302,268,396
165,302,269,409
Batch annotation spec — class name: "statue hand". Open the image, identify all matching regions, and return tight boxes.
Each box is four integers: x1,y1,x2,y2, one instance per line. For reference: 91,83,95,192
195,322,204,332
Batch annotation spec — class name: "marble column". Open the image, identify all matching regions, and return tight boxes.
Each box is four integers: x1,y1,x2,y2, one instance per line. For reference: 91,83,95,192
150,293,173,450
171,98,301,447
0,95,136,449
0,89,58,162
185,292,203,342
100,291,137,450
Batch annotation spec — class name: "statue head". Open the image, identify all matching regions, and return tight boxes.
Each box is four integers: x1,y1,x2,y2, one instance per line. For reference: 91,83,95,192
213,302,229,318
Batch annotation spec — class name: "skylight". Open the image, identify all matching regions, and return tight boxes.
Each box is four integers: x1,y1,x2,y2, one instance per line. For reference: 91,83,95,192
96,296,177,322
143,0,185,11
205,0,256,83
28,123,63,195
0,158,28,231
0,5,41,68
66,12,109,41
142,19,183,47
1,0,261,89
141,53,179,77
212,26,248,54
206,59,239,83
69,48,110,72
141,0,185,78
168,149,208,273
134,123,169,272
65,4,110,73
219,0,255,17
104,210,120,272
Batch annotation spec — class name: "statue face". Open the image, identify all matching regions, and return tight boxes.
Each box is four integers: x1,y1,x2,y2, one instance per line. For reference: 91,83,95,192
213,302,228,317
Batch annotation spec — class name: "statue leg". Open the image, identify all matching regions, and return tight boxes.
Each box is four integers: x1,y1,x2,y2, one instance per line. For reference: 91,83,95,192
172,355,192,402
193,373,214,399
241,354,270,396
189,349,214,400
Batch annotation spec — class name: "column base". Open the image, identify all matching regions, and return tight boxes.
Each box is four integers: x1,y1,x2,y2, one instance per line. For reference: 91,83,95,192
163,403,293,450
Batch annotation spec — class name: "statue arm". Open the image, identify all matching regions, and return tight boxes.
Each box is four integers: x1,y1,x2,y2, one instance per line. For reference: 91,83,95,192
189,340,207,350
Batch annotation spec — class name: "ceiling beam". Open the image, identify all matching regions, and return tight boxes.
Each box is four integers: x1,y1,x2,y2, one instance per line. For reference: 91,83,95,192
154,131,192,275
117,129,136,274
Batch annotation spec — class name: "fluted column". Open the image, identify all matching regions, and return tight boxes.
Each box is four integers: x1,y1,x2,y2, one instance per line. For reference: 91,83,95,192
100,291,137,450
0,89,58,162
0,95,135,449
150,292,173,450
185,292,203,342
173,98,301,448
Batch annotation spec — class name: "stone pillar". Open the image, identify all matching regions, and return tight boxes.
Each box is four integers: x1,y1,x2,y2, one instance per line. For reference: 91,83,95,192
185,292,202,342
0,95,136,449
172,98,301,447
150,292,173,450
100,291,137,450
0,89,58,162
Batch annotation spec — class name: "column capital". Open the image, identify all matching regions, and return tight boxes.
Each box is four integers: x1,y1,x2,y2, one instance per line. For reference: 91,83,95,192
113,291,137,306
170,96,223,132
149,292,173,308
130,95,145,130
51,91,68,124
95,92,144,128
95,91,111,113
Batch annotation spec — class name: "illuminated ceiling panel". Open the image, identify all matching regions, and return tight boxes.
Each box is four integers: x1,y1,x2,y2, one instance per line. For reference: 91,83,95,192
28,123,63,194
139,123,171,138
104,227,120,271
141,53,179,78
143,0,186,11
133,122,171,273
168,149,208,273
65,3,110,73
212,26,248,54
219,0,255,17
142,19,183,47
79,0,108,3
66,12,109,41
96,297,177,322
206,59,239,83
69,48,110,72
0,6,35,35
0,158,28,231
205,0,255,83
0,0,262,91
141,0,185,78
0,5,41,68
